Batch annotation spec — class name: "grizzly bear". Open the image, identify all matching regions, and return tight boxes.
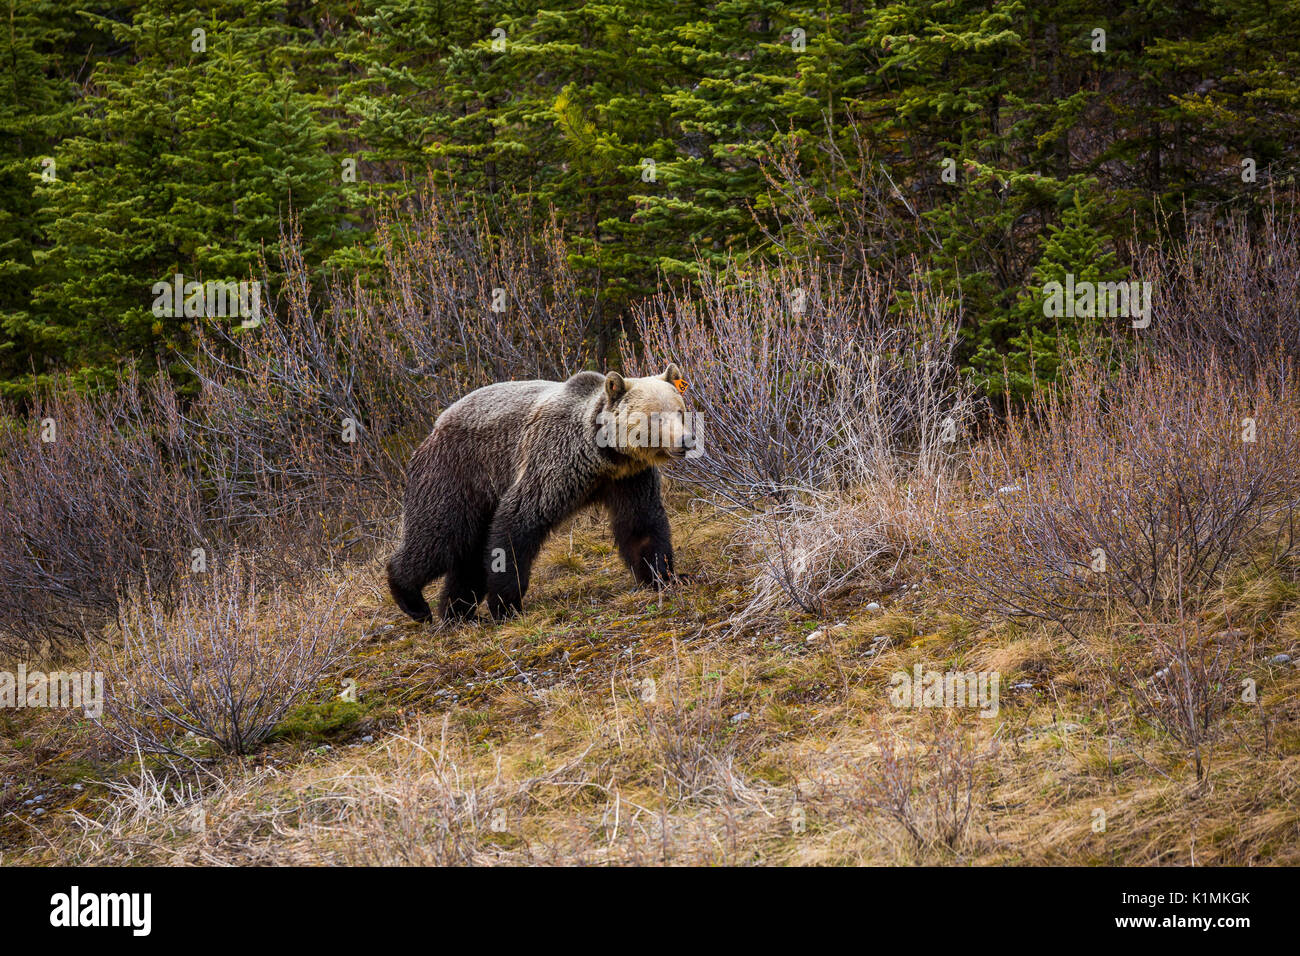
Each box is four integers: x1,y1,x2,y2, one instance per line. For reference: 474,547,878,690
386,365,693,622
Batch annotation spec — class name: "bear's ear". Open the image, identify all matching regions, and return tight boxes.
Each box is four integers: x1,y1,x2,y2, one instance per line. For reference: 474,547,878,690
661,363,683,383
604,371,628,402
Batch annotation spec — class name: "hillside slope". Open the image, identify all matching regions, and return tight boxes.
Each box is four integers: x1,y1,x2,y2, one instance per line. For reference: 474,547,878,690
3,500,1298,866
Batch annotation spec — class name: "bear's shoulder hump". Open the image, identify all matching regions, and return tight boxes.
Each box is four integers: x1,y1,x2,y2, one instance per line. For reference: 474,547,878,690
563,370,605,395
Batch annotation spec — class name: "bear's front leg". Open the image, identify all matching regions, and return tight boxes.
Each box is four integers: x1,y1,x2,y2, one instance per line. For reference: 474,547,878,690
606,467,675,588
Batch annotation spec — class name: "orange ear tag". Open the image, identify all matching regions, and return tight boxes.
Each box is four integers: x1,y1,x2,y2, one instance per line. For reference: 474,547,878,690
673,378,688,393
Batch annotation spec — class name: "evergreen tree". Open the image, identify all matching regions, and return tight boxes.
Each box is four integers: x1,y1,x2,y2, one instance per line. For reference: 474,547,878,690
30,0,355,381
0,0,111,395
996,189,1130,397
4,0,1300,395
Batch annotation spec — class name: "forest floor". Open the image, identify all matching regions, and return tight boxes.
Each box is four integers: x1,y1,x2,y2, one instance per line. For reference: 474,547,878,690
3,492,1299,865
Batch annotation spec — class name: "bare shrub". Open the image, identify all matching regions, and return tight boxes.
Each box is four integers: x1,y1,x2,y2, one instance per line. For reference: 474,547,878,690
0,184,592,651
629,257,974,613
842,718,981,852
371,189,594,386
94,557,355,756
1128,617,1238,782
0,372,204,653
1139,203,1300,378
734,492,895,618
930,349,1300,633
188,191,594,523
629,260,971,503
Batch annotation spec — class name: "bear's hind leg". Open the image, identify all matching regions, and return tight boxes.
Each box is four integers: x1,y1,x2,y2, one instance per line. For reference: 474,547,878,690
439,554,486,622
387,548,439,623
484,478,575,620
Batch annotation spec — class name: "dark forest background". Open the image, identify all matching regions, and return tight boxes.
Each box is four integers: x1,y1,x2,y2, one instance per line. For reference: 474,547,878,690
4,0,1299,402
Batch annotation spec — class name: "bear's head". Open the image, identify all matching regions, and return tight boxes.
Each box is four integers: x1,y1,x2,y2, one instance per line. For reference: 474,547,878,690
601,363,694,464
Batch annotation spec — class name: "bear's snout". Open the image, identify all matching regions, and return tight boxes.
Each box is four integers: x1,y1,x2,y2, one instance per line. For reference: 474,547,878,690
658,413,692,459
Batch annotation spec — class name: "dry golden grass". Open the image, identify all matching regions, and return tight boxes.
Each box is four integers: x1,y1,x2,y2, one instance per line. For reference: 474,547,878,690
2,495,1298,866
